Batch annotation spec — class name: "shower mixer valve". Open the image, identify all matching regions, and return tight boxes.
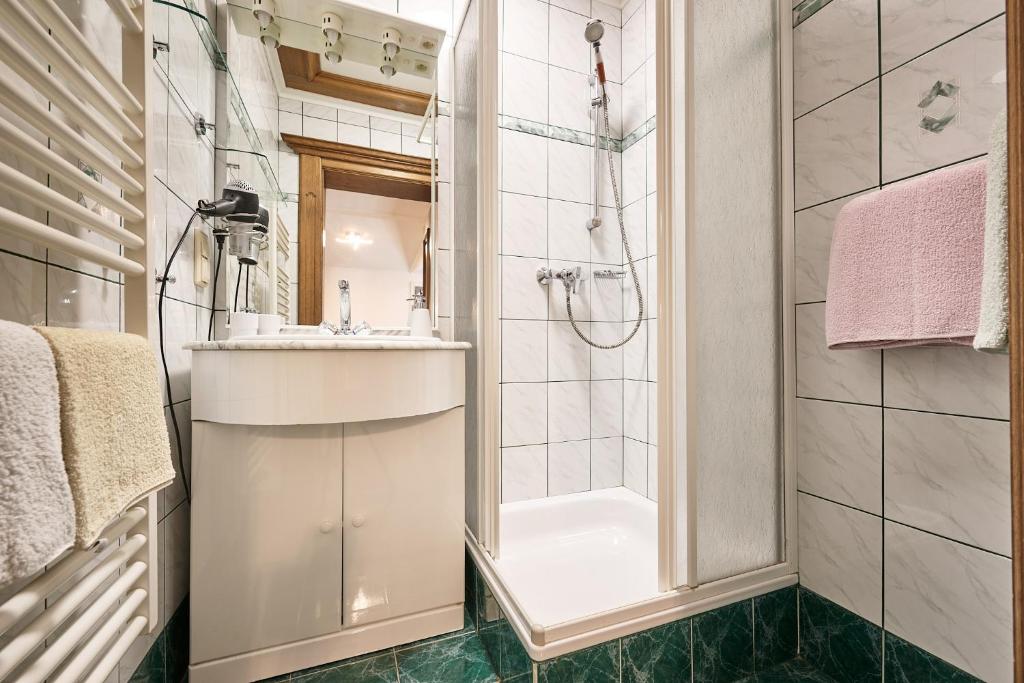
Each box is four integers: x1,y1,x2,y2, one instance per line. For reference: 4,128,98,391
537,266,583,294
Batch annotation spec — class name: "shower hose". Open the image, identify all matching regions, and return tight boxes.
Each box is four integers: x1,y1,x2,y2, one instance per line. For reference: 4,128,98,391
565,90,644,350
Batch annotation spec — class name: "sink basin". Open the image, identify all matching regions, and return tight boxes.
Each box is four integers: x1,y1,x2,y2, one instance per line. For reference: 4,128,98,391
233,333,439,342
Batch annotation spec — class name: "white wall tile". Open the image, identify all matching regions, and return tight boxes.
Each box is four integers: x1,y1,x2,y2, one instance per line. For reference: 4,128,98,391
548,439,591,495
646,381,657,446
795,81,880,209
502,129,548,196
550,0,589,16
370,130,403,154
548,199,592,261
884,409,1010,555
881,18,1006,183
502,382,547,447
590,323,624,380
279,111,301,136
796,303,881,404
621,5,645,81
797,398,882,513
883,346,1009,419
501,256,549,319
591,436,624,489
591,379,623,439
549,380,591,442
303,102,336,121
502,445,548,502
503,53,549,123
623,319,647,381
549,6,590,74
590,269,624,323
622,136,646,205
302,115,336,142
338,122,371,147
592,1,621,27
885,521,1012,682
0,251,46,325
623,437,647,495
798,493,883,624
549,66,592,132
549,321,591,381
623,378,647,442
502,192,548,258
794,193,866,304
548,139,592,203
880,0,1005,71
793,0,878,117
504,0,549,62
502,319,548,383
646,444,657,501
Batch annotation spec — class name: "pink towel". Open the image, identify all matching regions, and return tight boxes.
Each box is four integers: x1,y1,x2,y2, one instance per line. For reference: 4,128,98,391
825,160,987,350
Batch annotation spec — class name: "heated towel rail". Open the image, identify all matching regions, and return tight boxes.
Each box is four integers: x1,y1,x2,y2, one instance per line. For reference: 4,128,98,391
0,0,158,681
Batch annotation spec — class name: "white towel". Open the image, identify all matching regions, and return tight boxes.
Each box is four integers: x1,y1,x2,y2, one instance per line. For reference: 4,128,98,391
34,327,175,548
0,320,75,586
974,109,1009,353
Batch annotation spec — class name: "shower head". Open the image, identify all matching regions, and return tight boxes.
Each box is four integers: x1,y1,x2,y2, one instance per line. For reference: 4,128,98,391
584,19,604,44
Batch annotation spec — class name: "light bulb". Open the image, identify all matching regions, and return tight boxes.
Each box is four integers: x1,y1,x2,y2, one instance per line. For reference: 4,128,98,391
322,12,343,47
380,54,396,78
252,0,275,29
381,27,401,61
324,40,343,64
259,23,280,48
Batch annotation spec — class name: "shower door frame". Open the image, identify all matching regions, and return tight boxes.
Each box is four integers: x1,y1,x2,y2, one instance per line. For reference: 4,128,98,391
467,0,798,660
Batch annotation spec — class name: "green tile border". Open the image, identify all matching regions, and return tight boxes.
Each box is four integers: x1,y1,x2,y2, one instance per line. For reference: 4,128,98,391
498,114,654,154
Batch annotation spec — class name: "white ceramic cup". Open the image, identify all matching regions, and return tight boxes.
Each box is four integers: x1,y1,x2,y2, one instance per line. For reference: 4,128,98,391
229,311,259,338
258,313,283,335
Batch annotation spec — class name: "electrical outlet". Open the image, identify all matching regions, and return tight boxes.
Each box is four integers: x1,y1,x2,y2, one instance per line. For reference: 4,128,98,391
194,231,210,287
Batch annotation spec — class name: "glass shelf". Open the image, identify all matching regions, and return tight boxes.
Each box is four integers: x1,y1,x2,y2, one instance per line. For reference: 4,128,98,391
154,0,285,206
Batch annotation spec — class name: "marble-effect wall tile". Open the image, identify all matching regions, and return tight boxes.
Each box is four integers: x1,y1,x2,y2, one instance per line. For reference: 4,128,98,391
794,193,865,304
502,445,548,502
884,521,1012,682
794,0,878,117
883,346,1009,419
797,398,882,514
880,0,1005,72
548,439,590,495
796,303,881,404
798,492,883,624
884,409,1010,555
881,18,1007,183
795,81,880,209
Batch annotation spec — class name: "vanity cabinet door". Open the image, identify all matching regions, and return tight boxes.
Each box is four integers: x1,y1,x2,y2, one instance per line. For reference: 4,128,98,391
342,407,465,626
190,422,344,663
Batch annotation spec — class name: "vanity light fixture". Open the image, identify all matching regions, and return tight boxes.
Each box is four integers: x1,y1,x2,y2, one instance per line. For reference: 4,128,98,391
379,53,396,78
251,0,275,29
322,12,344,47
259,22,281,48
337,231,373,250
324,39,344,65
381,27,402,59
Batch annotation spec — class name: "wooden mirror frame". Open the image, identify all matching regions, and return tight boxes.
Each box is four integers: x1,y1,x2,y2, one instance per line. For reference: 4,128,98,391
1010,0,1023,677
282,133,434,325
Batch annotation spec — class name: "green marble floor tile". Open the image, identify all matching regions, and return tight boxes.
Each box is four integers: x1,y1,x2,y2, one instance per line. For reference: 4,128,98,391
621,619,691,683
396,632,498,683
128,631,166,683
798,588,881,683
537,641,619,683
883,633,979,682
498,618,533,679
738,657,836,682
754,587,798,670
693,600,755,683
291,652,399,682
164,600,189,683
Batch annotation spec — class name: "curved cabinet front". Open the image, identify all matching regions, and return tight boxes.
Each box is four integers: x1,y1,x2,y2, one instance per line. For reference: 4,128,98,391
190,348,466,425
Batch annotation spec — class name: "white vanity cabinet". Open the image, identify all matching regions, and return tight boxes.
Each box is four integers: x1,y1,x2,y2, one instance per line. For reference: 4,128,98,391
185,340,468,683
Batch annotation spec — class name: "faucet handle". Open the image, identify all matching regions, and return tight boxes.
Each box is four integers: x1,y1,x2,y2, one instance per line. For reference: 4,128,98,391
338,279,349,291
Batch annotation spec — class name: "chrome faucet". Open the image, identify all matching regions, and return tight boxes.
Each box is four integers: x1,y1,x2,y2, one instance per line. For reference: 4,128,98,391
338,279,351,334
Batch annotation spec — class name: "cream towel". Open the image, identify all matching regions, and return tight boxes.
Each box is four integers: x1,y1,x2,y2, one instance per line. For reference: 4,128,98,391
974,109,1009,353
34,327,175,548
0,321,75,585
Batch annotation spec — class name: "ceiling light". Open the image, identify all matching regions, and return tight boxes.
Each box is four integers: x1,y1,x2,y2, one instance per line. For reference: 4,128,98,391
324,39,343,65
380,54,396,79
322,12,344,47
259,22,280,48
251,0,275,29
337,231,373,250
381,27,402,59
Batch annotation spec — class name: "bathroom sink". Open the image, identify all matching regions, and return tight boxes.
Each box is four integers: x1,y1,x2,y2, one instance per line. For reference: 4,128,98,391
232,333,439,342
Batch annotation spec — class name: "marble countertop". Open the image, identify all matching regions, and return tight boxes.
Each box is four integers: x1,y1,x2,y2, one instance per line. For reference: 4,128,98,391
185,338,471,351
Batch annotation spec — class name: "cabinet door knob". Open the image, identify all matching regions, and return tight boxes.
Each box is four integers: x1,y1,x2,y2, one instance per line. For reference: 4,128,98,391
351,514,366,528
319,520,335,533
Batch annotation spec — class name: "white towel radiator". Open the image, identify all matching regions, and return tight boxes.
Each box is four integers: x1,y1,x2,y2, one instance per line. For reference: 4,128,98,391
0,0,158,680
